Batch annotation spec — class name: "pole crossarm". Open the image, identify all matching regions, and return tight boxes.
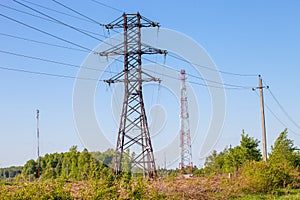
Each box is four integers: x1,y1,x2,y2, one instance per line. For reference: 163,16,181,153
101,12,160,30
95,44,167,56
104,69,161,85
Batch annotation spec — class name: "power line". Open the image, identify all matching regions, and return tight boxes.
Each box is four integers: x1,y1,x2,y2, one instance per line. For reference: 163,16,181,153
20,0,121,35
21,0,96,24
13,0,105,43
13,0,122,50
266,87,300,131
89,0,123,13
0,46,251,90
142,57,254,89
0,25,252,90
0,13,92,52
0,26,255,89
3,2,255,88
0,46,252,91
0,12,126,67
0,3,105,39
0,32,89,53
0,49,119,74
51,0,101,25
0,65,100,81
254,90,299,136
0,10,255,90
168,53,258,77
8,0,257,81
143,68,249,90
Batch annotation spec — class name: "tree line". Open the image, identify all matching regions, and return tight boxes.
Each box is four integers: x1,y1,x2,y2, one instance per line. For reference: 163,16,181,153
2,128,300,194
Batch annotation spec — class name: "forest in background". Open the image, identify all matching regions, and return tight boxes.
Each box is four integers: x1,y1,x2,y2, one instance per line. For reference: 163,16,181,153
1,129,300,199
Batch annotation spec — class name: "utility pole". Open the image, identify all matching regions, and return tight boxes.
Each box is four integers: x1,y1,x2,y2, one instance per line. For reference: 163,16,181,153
253,75,269,163
179,69,193,175
97,13,167,178
36,109,40,178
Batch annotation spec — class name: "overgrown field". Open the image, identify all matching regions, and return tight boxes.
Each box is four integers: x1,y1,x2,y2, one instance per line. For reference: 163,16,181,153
0,176,300,200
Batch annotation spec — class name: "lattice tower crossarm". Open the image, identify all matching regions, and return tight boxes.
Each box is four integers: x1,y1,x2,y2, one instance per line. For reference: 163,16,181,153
97,13,167,178
179,69,193,172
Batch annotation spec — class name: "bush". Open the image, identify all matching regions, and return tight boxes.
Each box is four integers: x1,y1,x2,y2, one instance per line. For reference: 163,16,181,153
0,181,72,200
238,160,300,194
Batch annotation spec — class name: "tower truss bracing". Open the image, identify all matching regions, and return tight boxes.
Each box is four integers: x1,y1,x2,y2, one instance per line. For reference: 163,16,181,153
97,13,167,178
179,69,193,174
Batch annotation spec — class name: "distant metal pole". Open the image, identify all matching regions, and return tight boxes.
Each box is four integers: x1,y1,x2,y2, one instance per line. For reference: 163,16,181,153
36,109,40,178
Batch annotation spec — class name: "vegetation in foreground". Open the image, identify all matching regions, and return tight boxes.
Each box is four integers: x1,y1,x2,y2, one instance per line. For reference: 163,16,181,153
0,129,299,199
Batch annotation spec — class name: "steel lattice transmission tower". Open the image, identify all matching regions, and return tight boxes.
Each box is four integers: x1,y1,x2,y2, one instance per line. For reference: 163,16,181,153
179,69,193,174
97,13,167,177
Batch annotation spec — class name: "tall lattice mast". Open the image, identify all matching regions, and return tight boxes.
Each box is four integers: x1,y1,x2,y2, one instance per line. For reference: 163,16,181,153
97,13,166,177
179,69,193,174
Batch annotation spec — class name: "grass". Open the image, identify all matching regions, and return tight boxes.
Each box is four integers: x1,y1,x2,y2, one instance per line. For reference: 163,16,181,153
232,189,300,200
0,177,299,199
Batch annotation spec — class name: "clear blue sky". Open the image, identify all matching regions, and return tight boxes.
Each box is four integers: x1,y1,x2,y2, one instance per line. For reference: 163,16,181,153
0,0,300,168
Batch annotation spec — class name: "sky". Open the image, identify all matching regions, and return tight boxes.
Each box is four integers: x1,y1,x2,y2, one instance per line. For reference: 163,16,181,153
0,0,300,168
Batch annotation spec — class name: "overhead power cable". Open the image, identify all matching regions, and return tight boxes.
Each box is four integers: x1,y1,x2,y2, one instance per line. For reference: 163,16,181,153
0,65,101,81
13,0,105,43
0,28,254,90
20,0,121,35
0,10,255,90
0,47,251,90
51,0,100,25
49,0,121,35
168,53,257,77
4,1,254,86
0,49,118,74
142,57,254,89
21,0,96,24
143,68,249,90
89,0,123,13
0,13,92,52
253,90,299,136
0,32,89,53
0,3,106,39
0,47,252,90
266,87,300,131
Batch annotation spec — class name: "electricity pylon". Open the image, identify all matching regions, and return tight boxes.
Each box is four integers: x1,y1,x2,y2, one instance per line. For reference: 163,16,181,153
179,69,193,175
97,13,167,177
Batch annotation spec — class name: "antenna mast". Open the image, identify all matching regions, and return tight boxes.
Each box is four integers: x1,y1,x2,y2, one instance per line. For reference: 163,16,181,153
179,69,193,175
36,109,40,179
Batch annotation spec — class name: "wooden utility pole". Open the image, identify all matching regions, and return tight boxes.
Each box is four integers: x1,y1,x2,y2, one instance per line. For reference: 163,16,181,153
253,75,269,163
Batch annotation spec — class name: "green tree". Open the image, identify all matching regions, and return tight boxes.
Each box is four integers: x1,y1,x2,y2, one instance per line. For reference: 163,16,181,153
204,130,262,175
268,129,298,166
240,130,262,162
69,145,79,180
204,149,228,175
78,148,91,180
22,159,37,178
